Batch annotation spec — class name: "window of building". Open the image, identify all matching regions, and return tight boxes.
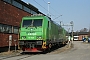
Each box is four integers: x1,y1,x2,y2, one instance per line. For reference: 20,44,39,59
7,25,12,33
3,0,11,4
12,0,22,9
0,24,2,32
0,24,19,34
31,10,37,14
3,25,12,33
3,0,37,14
13,26,19,34
0,24,12,33
23,6,30,13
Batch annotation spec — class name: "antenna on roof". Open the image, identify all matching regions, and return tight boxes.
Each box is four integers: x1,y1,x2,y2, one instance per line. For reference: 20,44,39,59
27,3,30,5
31,14,43,16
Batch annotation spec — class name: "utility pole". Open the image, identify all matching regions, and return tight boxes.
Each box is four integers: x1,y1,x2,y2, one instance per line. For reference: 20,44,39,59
60,21,62,26
48,2,50,17
14,40,17,52
60,21,74,43
70,21,74,43
8,35,12,52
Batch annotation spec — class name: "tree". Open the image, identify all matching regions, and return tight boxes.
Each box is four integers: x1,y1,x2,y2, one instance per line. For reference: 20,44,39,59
80,28,88,32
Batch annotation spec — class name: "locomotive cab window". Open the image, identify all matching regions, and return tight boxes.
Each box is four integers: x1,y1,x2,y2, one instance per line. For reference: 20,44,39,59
22,19,43,27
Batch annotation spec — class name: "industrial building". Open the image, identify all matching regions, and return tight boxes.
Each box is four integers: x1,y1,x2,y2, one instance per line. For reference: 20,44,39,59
0,0,43,52
73,32,89,41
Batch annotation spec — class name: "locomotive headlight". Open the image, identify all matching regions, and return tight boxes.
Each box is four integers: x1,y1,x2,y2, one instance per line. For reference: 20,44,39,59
36,36,42,40
21,36,26,39
39,36,42,39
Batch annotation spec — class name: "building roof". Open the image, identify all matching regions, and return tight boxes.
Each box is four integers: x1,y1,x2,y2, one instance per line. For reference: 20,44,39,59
16,0,45,15
16,0,39,12
69,32,89,36
74,32,89,35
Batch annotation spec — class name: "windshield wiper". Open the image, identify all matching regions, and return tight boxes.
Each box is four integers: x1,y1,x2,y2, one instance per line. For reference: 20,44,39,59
25,20,34,29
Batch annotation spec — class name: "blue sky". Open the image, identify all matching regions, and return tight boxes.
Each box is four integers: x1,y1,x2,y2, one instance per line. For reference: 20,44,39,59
23,0,90,32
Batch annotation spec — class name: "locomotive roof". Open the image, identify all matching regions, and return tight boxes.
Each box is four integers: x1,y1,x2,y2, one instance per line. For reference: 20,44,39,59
22,15,64,29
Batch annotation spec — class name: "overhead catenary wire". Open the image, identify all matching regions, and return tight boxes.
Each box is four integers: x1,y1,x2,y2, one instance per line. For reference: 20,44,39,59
43,0,62,20
33,0,48,12
43,0,60,15
33,0,54,16
33,0,63,21
53,15,62,20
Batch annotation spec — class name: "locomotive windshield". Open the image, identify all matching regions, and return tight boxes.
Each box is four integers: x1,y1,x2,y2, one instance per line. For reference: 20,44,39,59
22,19,43,27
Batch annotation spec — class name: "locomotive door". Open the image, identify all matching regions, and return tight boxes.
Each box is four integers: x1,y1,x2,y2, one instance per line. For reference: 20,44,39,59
48,21,51,40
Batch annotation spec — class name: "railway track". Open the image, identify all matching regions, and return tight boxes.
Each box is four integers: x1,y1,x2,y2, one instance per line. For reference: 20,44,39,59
0,53,35,60
0,44,70,60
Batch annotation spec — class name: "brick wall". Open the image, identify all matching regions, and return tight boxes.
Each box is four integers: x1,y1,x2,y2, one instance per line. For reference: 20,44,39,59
0,0,31,47
78,35,88,40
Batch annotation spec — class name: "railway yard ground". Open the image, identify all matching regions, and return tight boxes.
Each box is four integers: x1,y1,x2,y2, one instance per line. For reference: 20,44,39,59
0,50,22,57
0,41,90,60
0,42,72,56
0,42,72,58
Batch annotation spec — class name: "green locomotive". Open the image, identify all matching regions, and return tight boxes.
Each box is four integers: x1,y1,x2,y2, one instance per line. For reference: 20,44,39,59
19,14,68,52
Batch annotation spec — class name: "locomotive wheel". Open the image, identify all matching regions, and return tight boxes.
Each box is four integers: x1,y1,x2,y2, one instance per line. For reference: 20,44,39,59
49,44,52,48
